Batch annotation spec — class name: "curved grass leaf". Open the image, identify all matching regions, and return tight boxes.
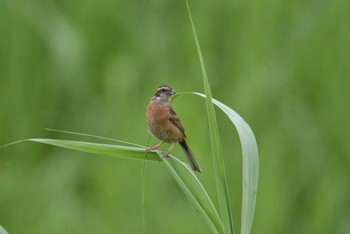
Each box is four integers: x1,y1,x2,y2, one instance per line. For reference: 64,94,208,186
185,1,234,233
185,1,258,233
0,225,9,234
44,128,147,148
163,155,224,233
193,93,259,234
8,138,224,233
29,139,159,161
174,92,259,234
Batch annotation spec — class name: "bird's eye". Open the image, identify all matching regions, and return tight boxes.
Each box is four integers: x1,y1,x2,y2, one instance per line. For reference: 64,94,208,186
161,89,165,93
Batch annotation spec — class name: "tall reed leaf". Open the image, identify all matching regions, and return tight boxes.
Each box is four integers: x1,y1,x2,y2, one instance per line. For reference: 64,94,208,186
185,1,234,233
2,87,259,234
176,92,259,234
0,225,9,234
7,138,223,233
185,1,259,233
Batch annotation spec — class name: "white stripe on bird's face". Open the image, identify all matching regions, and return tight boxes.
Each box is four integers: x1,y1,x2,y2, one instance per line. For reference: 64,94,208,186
152,85,175,104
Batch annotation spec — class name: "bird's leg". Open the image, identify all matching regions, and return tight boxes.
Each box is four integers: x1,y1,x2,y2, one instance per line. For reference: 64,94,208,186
145,141,164,152
161,142,176,159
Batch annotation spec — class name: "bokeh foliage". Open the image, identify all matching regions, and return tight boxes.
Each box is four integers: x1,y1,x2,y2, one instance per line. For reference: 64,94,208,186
0,0,349,233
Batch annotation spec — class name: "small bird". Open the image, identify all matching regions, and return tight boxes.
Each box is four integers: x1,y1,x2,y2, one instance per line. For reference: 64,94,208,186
146,85,202,172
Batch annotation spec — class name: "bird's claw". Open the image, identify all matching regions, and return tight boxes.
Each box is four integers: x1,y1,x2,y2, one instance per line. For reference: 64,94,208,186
145,147,158,155
145,147,156,158
160,151,169,160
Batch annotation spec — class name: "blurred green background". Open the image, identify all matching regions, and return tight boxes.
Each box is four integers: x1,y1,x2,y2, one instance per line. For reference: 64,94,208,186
1,0,349,233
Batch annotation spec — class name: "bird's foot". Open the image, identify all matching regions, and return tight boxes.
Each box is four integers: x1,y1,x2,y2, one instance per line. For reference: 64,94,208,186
160,151,170,160
145,147,157,153
145,147,158,158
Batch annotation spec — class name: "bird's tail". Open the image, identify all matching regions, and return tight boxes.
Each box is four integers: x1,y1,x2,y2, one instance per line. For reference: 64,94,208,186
179,140,202,173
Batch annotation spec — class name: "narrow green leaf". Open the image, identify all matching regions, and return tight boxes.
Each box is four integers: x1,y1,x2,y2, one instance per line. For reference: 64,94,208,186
0,225,9,234
44,128,146,148
175,92,259,234
193,93,259,234
185,1,234,233
28,139,159,161
17,138,224,233
164,156,224,233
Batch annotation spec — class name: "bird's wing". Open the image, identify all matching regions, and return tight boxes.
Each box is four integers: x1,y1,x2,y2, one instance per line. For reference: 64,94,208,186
169,106,186,138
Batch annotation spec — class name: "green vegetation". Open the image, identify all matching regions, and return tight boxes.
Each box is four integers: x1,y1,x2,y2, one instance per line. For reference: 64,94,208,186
1,89,259,234
0,0,349,233
0,225,9,234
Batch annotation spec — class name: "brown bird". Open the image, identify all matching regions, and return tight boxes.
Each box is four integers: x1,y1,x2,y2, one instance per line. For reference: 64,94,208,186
146,85,202,172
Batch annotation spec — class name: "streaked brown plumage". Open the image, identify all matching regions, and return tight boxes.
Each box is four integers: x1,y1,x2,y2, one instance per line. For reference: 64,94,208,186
146,85,202,172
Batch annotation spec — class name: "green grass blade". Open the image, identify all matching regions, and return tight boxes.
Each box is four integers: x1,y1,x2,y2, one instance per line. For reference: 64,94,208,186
185,1,234,233
204,97,258,234
176,92,259,234
45,128,146,148
0,225,9,234
28,139,159,161
9,138,224,233
164,155,224,233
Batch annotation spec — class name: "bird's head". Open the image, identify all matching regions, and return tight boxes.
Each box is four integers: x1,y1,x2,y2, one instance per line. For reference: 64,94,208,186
151,85,176,104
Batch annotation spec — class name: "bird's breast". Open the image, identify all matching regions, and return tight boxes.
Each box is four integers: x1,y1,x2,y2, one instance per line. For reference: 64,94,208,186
146,101,183,142
147,102,169,124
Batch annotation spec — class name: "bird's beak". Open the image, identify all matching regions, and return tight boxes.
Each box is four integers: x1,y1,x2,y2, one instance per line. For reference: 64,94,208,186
170,90,176,95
